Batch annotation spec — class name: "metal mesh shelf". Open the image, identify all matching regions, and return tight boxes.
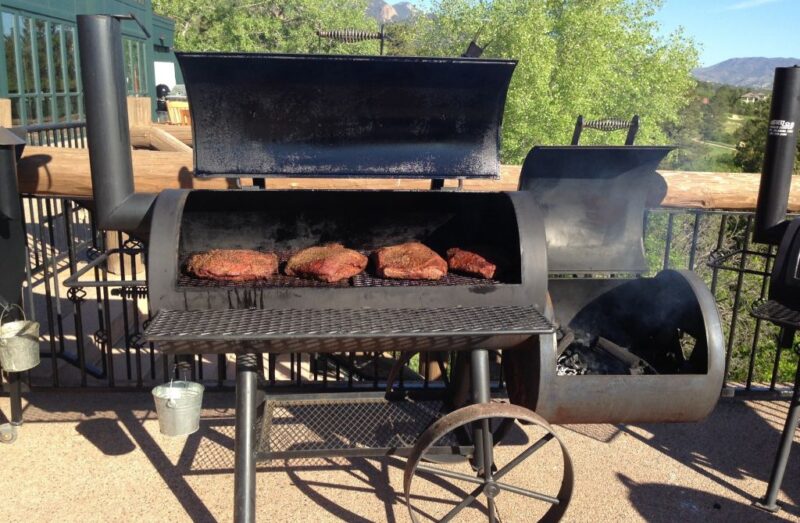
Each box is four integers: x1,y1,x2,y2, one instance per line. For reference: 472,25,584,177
145,305,554,342
752,300,800,329
257,394,458,459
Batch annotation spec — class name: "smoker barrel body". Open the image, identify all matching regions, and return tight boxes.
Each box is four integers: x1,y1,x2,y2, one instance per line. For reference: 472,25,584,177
145,188,552,355
525,270,725,424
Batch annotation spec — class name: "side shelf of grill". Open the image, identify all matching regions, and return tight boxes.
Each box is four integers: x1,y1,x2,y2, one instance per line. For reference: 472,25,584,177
144,305,554,355
752,300,800,330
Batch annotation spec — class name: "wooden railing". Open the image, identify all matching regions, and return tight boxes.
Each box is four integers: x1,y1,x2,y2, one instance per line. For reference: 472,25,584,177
15,142,800,211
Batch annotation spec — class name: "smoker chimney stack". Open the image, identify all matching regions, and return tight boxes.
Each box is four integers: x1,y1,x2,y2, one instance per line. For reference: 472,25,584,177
76,15,154,237
754,66,800,245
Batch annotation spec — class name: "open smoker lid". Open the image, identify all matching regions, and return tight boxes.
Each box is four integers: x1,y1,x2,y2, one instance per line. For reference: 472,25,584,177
177,53,517,179
519,146,673,274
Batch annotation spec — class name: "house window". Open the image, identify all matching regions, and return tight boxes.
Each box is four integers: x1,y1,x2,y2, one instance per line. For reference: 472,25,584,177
124,38,148,96
1,11,83,125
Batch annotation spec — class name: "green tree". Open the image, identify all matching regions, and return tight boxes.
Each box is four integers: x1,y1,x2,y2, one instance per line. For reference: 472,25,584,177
408,0,699,163
734,99,800,173
153,0,377,54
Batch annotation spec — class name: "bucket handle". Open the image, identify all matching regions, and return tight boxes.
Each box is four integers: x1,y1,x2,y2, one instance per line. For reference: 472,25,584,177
165,363,192,408
0,304,26,325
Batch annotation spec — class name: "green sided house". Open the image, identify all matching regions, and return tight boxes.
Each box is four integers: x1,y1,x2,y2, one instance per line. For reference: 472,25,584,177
0,0,178,126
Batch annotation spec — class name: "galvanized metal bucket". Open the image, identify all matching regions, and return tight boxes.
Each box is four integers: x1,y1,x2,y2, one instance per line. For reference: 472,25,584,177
0,304,40,373
152,380,204,437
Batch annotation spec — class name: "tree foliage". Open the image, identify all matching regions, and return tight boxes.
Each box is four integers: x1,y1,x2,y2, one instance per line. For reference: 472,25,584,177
153,0,377,54
408,0,698,163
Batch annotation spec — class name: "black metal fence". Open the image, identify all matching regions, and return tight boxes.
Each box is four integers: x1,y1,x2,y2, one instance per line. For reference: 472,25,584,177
6,123,796,395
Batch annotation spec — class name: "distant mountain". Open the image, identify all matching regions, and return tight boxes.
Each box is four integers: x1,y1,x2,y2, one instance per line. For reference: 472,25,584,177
367,0,419,22
693,57,800,89
392,2,420,21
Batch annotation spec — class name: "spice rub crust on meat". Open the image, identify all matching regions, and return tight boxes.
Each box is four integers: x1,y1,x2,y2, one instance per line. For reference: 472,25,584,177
187,249,279,282
285,243,368,283
373,242,448,280
446,247,497,279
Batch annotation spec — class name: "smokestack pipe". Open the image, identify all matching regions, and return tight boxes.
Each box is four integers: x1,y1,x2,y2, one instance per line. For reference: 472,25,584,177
76,15,154,237
754,66,800,245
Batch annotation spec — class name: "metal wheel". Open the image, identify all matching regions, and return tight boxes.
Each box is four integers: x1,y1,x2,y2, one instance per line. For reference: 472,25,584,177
404,403,573,523
0,423,17,444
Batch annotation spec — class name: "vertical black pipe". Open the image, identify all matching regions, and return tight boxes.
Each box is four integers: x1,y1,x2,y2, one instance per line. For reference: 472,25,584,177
754,66,800,245
470,349,492,475
76,15,154,236
0,133,26,307
234,353,258,523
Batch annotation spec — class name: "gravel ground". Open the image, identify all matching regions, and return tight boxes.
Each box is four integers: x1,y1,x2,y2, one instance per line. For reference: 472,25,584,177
0,392,797,522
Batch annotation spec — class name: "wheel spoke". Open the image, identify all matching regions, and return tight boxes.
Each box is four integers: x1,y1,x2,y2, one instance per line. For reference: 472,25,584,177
441,484,484,523
495,433,554,480
417,463,484,486
495,481,560,505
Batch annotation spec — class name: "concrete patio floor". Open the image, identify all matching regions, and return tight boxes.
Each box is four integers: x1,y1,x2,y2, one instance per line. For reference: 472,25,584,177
1,391,799,522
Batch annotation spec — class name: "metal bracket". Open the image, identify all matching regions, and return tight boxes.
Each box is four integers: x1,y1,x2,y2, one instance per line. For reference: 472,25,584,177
63,248,146,290
112,13,150,39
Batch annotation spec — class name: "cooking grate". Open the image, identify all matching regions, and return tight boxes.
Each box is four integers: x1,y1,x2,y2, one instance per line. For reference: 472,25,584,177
145,305,553,342
178,250,501,289
752,300,800,329
257,395,456,459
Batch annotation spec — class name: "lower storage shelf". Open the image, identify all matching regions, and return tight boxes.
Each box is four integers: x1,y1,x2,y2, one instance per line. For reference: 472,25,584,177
256,392,463,461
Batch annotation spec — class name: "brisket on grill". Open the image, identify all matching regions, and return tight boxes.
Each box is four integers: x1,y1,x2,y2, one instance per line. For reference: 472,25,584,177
285,243,368,283
446,248,497,279
373,242,448,280
187,249,279,282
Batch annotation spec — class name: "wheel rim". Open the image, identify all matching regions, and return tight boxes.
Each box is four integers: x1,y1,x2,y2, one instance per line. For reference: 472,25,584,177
404,403,574,523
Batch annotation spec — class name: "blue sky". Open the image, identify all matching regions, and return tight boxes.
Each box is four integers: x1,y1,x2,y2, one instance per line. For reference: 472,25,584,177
655,0,800,66
410,0,800,66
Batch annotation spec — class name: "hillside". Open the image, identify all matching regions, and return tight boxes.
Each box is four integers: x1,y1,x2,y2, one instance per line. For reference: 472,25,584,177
693,57,800,88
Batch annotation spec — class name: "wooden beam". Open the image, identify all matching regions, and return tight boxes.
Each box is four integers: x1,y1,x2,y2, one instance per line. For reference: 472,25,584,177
153,123,192,147
0,98,11,127
16,145,799,211
129,125,192,152
126,96,152,127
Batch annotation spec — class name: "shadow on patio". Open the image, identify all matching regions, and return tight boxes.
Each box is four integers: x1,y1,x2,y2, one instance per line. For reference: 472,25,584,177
1,392,797,522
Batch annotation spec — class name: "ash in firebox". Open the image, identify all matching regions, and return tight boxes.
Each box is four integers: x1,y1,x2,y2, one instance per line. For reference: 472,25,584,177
556,328,657,376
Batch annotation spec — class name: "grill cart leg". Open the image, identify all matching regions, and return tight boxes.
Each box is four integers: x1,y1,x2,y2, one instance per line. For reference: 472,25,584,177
234,353,259,523
403,344,574,522
756,328,799,513
470,349,492,477
8,371,23,425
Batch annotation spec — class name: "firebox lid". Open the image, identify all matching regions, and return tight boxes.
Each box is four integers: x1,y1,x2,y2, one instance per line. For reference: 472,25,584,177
518,146,673,274
176,53,516,179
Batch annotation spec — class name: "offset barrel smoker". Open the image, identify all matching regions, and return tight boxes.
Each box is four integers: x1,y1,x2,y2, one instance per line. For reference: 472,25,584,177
507,146,725,424
0,127,29,442
77,15,573,523
748,65,800,514
76,13,726,522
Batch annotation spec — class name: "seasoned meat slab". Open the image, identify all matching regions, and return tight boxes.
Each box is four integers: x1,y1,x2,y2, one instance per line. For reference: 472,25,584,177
446,247,496,279
285,243,368,283
187,249,278,282
373,242,448,280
